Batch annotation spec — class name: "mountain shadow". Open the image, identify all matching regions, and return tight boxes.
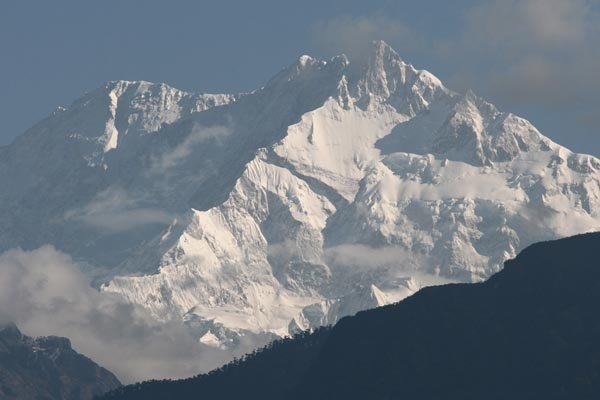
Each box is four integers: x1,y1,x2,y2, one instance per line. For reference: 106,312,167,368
101,232,600,400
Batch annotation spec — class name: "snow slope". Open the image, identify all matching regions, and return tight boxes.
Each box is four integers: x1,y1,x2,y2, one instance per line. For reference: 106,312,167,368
3,41,600,351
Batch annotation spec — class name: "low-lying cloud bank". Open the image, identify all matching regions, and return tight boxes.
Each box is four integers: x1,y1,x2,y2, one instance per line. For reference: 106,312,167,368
0,244,454,384
0,246,233,383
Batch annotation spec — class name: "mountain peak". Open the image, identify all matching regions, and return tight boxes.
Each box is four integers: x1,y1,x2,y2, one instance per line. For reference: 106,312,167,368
260,41,446,116
368,40,403,63
0,322,23,343
344,41,448,114
297,54,316,67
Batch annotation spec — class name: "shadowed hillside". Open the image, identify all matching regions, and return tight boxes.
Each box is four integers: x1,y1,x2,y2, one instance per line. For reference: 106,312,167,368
0,324,120,399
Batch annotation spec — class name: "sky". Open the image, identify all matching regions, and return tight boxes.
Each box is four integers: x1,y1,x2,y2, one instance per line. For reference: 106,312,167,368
1,0,599,155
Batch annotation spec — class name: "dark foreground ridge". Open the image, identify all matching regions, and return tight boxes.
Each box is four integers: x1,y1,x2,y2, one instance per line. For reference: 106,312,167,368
102,232,600,400
0,324,121,400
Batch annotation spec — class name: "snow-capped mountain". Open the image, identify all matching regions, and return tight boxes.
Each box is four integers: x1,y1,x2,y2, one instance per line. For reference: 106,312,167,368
3,41,600,350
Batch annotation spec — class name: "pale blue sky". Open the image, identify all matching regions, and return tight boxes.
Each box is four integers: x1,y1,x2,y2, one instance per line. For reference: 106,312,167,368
1,0,598,154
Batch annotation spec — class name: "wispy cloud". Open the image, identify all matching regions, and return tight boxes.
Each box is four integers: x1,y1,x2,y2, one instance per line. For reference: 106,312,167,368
460,0,591,51
310,13,425,62
153,122,233,171
324,244,456,288
64,187,172,232
324,244,418,271
437,0,600,110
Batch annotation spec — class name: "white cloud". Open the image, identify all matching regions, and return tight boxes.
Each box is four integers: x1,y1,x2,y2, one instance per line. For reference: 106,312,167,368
0,246,235,383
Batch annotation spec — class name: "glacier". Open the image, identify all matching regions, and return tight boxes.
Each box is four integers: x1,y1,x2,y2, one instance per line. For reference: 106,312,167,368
3,41,600,352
